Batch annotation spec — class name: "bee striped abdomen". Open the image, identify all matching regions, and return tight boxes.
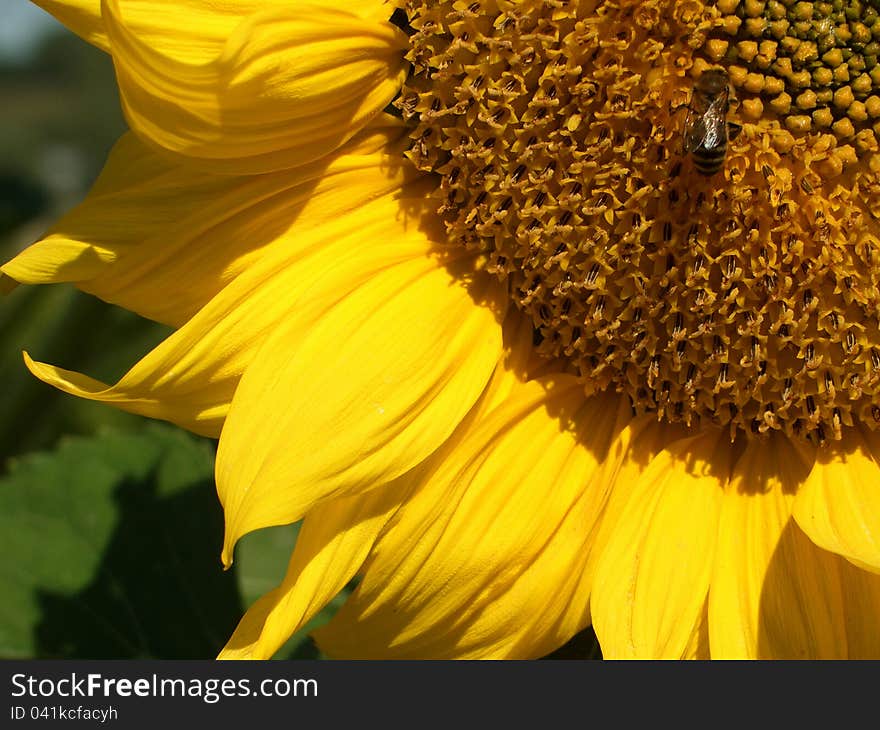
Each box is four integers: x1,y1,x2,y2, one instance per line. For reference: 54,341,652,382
692,143,727,175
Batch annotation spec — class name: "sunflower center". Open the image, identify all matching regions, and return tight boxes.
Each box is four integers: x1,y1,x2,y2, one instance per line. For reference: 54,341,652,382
399,0,880,442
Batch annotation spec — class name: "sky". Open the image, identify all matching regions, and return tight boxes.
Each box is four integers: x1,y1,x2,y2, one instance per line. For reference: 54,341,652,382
0,1,61,61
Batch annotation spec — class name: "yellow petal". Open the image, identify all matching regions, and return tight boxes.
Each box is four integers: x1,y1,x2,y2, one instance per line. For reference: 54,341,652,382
217,253,507,563
341,0,399,23
22,191,435,438
35,0,344,58
2,119,417,326
581,417,687,582
220,483,412,660
221,312,543,659
711,436,880,659
793,424,880,574
32,0,108,51
103,0,408,173
707,434,858,659
590,428,732,659
314,381,635,659
31,0,396,57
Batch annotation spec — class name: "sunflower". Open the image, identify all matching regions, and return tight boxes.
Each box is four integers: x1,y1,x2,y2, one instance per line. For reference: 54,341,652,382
5,0,880,660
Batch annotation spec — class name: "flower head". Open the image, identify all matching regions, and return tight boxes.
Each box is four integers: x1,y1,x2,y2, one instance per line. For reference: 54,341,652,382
5,0,880,659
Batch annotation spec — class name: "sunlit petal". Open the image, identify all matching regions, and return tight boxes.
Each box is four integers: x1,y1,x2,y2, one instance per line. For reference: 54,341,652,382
706,435,866,659
315,382,634,658
102,0,408,172
217,254,506,562
2,119,417,326
220,483,412,660
220,312,542,658
591,429,732,659
22,191,435,437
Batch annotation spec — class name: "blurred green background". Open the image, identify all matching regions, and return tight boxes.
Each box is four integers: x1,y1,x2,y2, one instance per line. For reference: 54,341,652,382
0,1,333,660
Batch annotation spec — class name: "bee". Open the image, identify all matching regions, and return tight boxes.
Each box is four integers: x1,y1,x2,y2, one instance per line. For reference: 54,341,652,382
683,69,742,176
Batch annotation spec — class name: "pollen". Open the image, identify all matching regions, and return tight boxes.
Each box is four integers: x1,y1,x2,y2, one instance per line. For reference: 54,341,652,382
399,0,880,442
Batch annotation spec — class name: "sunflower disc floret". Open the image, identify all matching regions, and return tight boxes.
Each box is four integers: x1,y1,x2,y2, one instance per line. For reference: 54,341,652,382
399,0,880,442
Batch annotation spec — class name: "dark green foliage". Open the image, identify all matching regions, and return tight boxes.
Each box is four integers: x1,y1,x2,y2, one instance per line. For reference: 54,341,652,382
0,425,333,659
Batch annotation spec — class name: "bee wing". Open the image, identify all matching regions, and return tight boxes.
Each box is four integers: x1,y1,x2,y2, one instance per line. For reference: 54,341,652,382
700,99,728,150
682,105,706,154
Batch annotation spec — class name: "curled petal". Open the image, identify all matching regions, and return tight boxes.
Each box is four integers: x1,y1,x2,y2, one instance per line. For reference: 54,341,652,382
32,0,108,51
103,0,409,172
33,0,395,56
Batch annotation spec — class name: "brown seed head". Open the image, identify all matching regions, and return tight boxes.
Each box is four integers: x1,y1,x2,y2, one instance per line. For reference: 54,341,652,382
399,0,880,442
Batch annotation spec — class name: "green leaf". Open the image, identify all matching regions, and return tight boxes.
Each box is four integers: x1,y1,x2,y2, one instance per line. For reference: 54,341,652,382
0,424,236,658
0,423,350,659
